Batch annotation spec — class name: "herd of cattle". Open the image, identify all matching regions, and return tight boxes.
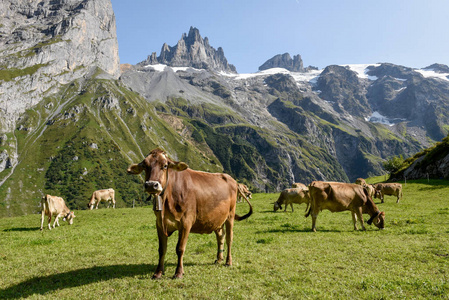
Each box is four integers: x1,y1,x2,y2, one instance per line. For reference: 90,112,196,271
39,147,403,279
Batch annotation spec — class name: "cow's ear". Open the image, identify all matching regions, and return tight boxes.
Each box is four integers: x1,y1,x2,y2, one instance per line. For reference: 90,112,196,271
127,163,144,174
170,161,188,171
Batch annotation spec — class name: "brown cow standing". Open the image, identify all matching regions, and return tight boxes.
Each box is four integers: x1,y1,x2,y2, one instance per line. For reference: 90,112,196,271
274,188,310,212
87,188,116,209
127,148,253,279
40,194,75,230
374,183,403,203
306,181,385,232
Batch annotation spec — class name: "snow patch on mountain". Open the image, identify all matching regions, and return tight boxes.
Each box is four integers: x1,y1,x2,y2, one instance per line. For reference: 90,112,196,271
415,69,449,81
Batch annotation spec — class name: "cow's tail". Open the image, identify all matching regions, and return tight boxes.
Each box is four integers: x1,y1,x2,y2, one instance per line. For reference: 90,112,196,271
305,204,312,218
235,184,253,221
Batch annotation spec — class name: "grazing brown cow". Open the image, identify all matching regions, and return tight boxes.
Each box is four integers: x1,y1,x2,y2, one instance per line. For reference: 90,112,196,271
291,182,308,189
40,194,75,230
87,188,116,209
127,148,253,279
306,181,385,232
274,188,310,212
237,183,252,203
374,183,403,203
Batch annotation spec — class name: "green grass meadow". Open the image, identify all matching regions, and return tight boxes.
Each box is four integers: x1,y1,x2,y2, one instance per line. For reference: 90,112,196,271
0,179,448,299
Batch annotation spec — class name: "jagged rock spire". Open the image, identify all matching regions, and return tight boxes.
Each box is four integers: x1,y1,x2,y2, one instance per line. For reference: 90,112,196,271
139,26,237,73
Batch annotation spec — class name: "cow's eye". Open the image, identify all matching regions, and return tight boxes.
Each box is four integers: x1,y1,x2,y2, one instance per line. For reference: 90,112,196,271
163,164,168,169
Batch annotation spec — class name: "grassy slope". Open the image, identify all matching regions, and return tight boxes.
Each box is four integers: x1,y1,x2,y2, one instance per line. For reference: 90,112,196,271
0,76,221,217
0,180,448,299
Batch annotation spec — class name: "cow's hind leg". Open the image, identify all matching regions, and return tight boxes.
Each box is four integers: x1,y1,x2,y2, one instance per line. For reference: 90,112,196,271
153,225,168,279
174,226,191,279
214,225,225,264
225,218,234,266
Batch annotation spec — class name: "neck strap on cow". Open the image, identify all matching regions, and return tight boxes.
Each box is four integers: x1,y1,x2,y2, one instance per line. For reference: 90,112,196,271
367,210,380,225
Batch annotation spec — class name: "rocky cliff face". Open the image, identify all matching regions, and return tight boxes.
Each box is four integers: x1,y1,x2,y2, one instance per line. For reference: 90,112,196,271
138,26,236,73
0,0,120,175
0,0,120,132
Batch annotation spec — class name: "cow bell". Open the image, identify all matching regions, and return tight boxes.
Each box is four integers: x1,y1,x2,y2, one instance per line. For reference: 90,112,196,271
153,195,163,211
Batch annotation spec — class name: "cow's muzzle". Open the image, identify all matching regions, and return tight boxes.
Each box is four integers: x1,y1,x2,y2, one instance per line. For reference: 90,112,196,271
144,181,163,194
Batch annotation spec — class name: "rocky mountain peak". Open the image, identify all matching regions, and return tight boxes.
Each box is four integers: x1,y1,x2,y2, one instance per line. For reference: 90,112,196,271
139,26,237,73
259,53,304,72
423,63,449,74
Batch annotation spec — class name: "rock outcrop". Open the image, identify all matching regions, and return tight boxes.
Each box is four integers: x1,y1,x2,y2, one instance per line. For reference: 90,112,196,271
259,53,304,72
138,26,236,73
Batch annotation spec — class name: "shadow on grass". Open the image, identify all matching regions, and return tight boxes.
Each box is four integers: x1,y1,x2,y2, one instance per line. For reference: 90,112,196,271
262,228,342,233
3,227,41,232
0,263,154,299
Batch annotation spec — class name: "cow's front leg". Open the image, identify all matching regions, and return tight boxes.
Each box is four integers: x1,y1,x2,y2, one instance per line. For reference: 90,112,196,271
52,216,58,228
174,226,191,279
290,203,294,212
355,208,365,231
351,211,358,230
153,224,168,279
47,215,52,230
214,226,225,264
40,212,45,231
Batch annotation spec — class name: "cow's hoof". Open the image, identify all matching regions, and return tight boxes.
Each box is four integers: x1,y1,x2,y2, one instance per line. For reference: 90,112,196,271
152,272,163,280
214,259,223,264
173,273,183,279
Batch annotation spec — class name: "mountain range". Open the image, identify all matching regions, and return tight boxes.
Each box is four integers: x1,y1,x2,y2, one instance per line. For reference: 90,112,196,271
1,0,449,217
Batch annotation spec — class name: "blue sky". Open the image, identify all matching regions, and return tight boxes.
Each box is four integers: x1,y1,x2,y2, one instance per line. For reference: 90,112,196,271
110,0,449,74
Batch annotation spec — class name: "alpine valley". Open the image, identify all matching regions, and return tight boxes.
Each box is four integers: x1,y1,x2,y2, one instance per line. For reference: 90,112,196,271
1,0,449,217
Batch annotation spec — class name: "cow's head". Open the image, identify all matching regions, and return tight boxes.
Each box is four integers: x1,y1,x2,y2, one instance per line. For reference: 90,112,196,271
367,211,385,229
127,148,188,194
373,188,382,199
63,211,76,225
273,202,281,212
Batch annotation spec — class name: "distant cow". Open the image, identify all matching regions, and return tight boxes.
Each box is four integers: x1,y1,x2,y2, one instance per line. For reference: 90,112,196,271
40,195,75,230
374,183,403,203
306,181,385,232
87,188,115,209
291,182,308,189
237,184,252,203
274,188,310,212
355,178,367,186
127,148,253,279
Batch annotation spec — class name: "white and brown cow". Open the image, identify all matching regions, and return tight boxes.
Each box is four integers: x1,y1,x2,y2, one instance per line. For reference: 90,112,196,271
274,187,310,212
374,183,403,203
40,194,75,230
87,188,115,210
306,181,385,232
127,148,253,279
